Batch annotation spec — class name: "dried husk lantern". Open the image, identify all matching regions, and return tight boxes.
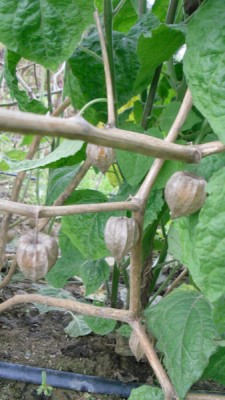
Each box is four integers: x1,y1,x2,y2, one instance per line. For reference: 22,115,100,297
16,231,58,281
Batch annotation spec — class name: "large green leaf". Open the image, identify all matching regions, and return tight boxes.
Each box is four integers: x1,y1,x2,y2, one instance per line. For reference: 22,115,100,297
184,0,225,142
4,50,47,114
61,190,111,260
47,232,85,288
80,259,110,296
188,167,225,302
134,24,185,93
0,0,95,70
145,286,218,399
9,140,85,172
128,385,164,400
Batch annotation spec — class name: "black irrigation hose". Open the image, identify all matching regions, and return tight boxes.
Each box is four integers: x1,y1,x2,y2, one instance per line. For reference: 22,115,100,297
0,361,141,398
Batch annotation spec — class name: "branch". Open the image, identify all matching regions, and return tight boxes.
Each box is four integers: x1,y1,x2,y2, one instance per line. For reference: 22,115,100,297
0,294,133,323
131,320,177,399
0,108,203,163
94,10,116,126
0,199,140,219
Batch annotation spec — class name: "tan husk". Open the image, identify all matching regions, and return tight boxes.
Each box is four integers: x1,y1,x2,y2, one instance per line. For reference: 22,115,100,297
165,171,207,219
104,216,139,264
16,231,58,281
86,143,115,173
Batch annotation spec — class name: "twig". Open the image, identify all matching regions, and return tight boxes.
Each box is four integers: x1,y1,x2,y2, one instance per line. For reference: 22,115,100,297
94,10,116,126
164,268,188,296
17,73,35,99
0,199,140,219
0,108,205,163
131,320,177,399
112,0,127,16
78,98,107,116
0,293,133,323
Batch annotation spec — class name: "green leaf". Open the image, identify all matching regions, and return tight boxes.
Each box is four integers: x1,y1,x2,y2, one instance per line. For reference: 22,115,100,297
117,324,132,338
4,50,47,113
64,315,92,338
69,28,139,113
203,347,225,386
159,101,201,132
80,259,110,296
187,167,225,302
113,0,137,33
144,190,164,229
134,24,185,93
116,126,162,186
184,0,225,143
128,385,164,400
6,150,26,161
0,158,10,171
152,0,170,22
61,190,110,259
0,1,95,70
84,314,117,335
46,166,82,206
34,286,74,314
186,152,225,182
153,160,183,190
64,70,99,125
47,233,85,288
145,286,218,398
9,140,84,172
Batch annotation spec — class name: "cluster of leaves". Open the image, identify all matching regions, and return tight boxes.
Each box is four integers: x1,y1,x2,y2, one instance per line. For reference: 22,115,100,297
1,0,225,399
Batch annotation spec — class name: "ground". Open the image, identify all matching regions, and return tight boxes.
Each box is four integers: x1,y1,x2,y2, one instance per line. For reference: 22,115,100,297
0,280,151,400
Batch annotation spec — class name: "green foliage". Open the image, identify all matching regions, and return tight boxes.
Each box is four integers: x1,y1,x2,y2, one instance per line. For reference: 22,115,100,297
1,0,225,396
9,140,85,172
84,314,117,335
134,23,185,93
80,259,110,296
128,385,164,400
64,314,92,338
203,347,225,386
184,0,225,143
4,50,47,113
0,0,95,70
145,286,218,398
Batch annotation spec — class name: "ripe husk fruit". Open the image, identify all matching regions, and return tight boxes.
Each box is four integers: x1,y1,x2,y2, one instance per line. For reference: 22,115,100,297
104,217,139,264
165,171,207,219
16,231,58,281
86,143,115,173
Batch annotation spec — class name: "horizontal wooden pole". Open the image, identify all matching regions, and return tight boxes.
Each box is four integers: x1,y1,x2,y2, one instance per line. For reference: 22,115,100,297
0,199,140,218
0,108,201,163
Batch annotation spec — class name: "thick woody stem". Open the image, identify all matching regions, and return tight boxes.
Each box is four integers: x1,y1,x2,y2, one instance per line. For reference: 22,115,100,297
131,320,177,399
0,108,203,162
0,199,140,219
0,294,133,323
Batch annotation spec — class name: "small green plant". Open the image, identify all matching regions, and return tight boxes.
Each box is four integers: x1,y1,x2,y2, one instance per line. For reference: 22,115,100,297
36,371,53,398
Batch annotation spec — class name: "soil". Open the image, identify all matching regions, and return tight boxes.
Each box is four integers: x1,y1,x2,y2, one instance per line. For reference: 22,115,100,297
0,280,152,400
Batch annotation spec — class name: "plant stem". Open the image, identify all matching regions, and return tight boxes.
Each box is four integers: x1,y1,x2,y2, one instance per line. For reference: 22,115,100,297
141,0,179,129
148,261,180,305
78,98,107,116
46,69,53,113
113,0,127,16
138,0,147,15
111,262,120,308
103,0,117,125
